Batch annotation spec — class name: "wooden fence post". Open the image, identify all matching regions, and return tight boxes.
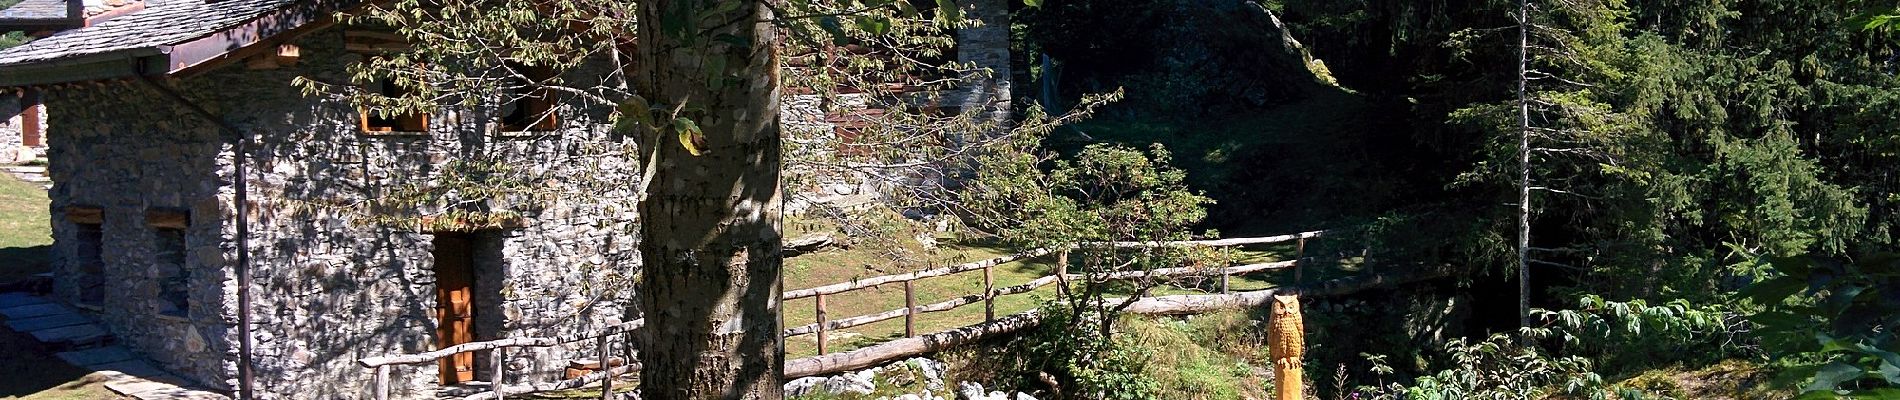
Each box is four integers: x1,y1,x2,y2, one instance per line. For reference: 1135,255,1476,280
599,329,613,400
374,365,389,400
903,280,916,338
1294,237,1307,283
492,347,506,400
1220,268,1230,294
815,293,829,355
983,264,995,323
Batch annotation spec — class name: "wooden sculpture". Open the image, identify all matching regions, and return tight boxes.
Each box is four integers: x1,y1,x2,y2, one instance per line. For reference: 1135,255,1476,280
1270,294,1305,400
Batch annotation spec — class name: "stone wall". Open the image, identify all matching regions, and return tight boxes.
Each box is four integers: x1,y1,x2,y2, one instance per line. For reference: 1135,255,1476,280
44,28,640,399
0,93,23,162
955,0,1012,129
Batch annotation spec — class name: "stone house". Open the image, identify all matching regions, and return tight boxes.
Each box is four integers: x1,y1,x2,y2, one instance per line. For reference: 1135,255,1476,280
0,0,1010,398
0,0,158,162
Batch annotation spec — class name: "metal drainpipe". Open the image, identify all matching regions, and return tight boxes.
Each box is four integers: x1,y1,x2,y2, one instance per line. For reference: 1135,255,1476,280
134,74,256,400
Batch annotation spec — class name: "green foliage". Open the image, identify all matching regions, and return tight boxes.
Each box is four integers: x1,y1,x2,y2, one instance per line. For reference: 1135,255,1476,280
1527,295,1739,373
1736,248,1900,394
1350,296,1741,399
1355,334,1609,400
1022,302,1161,400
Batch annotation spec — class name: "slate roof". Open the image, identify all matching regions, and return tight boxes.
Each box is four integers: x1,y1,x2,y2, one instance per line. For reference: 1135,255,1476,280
0,0,70,20
0,0,296,66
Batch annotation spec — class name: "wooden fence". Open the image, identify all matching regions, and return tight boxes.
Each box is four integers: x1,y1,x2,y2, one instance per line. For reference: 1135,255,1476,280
356,230,1325,399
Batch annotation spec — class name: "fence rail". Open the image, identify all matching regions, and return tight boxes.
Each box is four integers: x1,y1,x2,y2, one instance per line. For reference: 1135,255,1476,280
357,230,1325,399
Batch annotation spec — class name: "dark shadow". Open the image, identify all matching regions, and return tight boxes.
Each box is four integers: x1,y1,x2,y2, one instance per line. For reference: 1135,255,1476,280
0,245,51,290
0,321,103,398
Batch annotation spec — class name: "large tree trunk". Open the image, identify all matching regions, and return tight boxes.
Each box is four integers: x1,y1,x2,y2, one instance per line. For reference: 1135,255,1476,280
632,0,784,398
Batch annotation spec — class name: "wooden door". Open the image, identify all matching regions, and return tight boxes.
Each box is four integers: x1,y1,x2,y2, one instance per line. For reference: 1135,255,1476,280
433,234,477,384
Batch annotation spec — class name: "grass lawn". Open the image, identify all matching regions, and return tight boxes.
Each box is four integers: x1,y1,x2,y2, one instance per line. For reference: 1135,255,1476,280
0,171,51,287
0,173,115,399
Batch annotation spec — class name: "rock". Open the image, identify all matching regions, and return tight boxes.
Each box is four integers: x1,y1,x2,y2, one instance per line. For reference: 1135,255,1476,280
988,391,1005,400
784,376,827,397
957,381,985,400
825,370,877,395
897,394,924,400
906,357,948,390
1014,393,1037,400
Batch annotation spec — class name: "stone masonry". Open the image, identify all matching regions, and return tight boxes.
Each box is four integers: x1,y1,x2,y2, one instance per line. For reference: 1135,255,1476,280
45,28,638,399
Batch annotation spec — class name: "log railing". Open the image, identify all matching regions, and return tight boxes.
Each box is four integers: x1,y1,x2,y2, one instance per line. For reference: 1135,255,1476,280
356,230,1324,399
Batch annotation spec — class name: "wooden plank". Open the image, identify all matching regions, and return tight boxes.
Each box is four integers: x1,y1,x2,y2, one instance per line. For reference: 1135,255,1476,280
1294,238,1307,282
1102,230,1324,248
358,337,558,367
786,311,1044,379
784,265,1448,379
357,320,643,367
145,209,189,228
983,264,994,322
375,365,390,400
491,347,504,400
783,275,1061,337
782,231,1323,300
64,206,103,224
903,280,916,338
783,247,1057,300
815,293,828,355
598,330,612,400
460,364,638,400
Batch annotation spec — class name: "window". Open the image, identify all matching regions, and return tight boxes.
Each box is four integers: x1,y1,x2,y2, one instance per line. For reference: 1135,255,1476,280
149,210,190,317
498,64,560,132
359,76,430,133
154,227,189,317
66,206,104,306
74,222,104,306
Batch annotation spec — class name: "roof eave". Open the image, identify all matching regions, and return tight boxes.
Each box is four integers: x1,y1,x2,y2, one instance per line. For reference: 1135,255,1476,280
0,17,83,31
0,48,168,87
165,3,335,78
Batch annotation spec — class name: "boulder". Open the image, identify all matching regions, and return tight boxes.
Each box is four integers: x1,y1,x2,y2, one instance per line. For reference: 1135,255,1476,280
784,376,828,397
957,381,985,400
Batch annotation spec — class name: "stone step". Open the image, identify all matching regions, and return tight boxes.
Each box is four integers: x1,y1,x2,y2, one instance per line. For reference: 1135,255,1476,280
0,292,49,308
105,379,230,400
28,323,108,345
0,303,69,319
57,345,136,367
6,312,88,332
92,360,172,381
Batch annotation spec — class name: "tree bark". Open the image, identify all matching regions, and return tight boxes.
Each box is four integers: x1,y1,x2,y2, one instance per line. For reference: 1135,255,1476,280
632,0,784,397
1516,0,1534,332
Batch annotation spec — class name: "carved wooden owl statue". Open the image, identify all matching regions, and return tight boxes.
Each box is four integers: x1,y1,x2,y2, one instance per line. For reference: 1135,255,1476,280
1269,294,1305,400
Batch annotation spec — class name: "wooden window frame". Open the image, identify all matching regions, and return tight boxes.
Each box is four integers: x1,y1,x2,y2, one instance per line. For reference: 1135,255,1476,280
498,64,561,133
347,30,431,134
357,75,431,134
